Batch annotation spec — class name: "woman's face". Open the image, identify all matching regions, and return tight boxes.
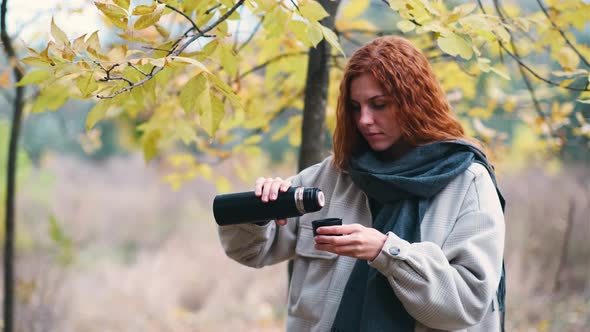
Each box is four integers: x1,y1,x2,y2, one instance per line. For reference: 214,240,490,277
349,73,402,152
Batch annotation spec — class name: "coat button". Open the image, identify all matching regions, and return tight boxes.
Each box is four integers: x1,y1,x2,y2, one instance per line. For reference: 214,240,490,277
389,246,401,256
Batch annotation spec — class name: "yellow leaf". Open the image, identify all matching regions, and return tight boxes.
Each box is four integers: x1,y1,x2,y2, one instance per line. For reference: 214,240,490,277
490,65,511,80
437,33,473,60
556,47,580,71
244,135,262,145
154,24,170,38
108,16,129,30
299,0,329,21
134,4,165,30
113,0,130,10
85,101,110,131
15,70,50,86
388,0,403,10
288,20,312,47
397,20,416,33
76,71,98,98
73,33,88,52
94,2,128,19
219,44,238,77
201,93,225,137
446,3,476,23
20,56,53,69
51,18,69,45
132,4,156,15
477,57,491,72
307,22,323,47
142,129,161,162
321,25,344,56
180,73,207,113
170,56,208,72
86,31,101,51
341,0,369,18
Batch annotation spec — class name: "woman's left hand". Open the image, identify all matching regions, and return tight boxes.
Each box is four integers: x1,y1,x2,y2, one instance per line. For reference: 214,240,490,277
314,224,387,261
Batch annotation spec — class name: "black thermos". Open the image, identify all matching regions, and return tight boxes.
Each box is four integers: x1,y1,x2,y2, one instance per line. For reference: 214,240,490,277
213,187,325,226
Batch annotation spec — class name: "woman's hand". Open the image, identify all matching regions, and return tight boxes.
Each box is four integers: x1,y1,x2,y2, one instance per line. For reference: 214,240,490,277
254,177,292,226
314,224,387,261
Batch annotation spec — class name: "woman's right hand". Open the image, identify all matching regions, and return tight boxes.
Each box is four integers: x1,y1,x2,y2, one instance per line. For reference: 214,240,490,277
255,177,292,226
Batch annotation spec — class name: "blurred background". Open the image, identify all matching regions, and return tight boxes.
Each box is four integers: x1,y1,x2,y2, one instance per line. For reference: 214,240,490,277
1,0,589,331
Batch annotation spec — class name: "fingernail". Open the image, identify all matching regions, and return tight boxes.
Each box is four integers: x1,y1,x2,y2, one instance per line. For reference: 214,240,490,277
271,193,277,199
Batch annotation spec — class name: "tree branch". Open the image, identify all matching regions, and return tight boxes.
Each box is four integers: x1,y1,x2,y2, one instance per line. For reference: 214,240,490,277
236,16,264,52
97,0,246,99
238,51,308,80
536,0,590,68
1,0,25,331
155,0,205,36
487,0,555,139
477,0,590,92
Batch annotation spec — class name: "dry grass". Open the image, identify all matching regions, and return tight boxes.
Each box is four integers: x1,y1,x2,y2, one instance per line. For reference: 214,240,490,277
10,154,590,332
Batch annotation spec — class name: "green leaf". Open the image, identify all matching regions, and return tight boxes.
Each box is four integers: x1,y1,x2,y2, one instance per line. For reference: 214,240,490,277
15,70,50,86
299,0,329,21
94,1,128,19
437,33,473,60
51,18,69,45
321,25,345,56
134,4,165,30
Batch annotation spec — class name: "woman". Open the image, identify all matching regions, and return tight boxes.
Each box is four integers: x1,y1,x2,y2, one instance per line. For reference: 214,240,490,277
218,36,506,332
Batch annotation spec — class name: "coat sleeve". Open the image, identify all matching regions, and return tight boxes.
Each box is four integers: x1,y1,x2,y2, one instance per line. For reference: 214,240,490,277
368,166,505,330
217,163,322,268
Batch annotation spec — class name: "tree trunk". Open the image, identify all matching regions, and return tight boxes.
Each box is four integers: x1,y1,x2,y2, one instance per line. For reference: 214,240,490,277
291,0,341,282
1,1,25,331
298,0,341,171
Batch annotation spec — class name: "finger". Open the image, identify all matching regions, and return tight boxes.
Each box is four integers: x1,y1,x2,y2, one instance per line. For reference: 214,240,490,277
255,177,266,196
315,243,360,257
316,224,362,236
279,179,292,192
276,219,287,226
261,178,274,202
314,233,356,246
269,177,283,201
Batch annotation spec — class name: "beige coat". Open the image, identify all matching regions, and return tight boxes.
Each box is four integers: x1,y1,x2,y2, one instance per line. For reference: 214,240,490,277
218,156,505,331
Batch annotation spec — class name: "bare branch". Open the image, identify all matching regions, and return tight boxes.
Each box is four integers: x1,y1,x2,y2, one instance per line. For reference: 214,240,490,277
536,0,590,68
236,16,264,52
205,4,222,15
239,51,308,79
337,28,402,37
128,62,149,76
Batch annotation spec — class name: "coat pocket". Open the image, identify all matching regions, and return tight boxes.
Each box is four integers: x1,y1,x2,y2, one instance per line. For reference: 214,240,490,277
289,222,338,322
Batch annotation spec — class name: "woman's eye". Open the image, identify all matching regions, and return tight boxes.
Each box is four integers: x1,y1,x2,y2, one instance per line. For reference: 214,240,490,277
373,104,387,110
350,104,360,112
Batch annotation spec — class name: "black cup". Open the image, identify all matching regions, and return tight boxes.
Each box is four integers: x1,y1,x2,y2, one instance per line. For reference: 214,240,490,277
312,218,343,236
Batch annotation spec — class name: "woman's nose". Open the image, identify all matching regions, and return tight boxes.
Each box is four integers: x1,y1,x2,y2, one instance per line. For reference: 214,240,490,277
358,108,374,125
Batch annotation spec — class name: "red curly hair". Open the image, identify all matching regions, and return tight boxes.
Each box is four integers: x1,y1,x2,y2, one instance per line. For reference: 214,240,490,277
333,36,467,170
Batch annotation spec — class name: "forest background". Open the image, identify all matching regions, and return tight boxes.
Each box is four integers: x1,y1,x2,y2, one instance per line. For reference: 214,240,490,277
1,0,589,331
